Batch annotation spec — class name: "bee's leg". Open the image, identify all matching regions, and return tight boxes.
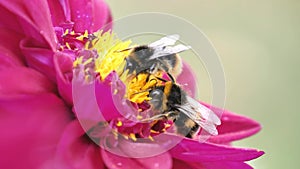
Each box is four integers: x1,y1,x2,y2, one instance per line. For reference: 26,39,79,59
119,57,129,77
141,111,179,122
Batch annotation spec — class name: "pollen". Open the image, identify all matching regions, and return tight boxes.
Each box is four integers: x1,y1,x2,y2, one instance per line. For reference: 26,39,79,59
73,56,83,68
76,30,89,41
65,42,71,50
63,29,69,36
129,133,137,141
126,73,163,103
116,120,123,127
148,136,154,141
86,30,132,80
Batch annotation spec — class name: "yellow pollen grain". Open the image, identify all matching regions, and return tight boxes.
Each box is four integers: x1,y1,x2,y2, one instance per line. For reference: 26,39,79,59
123,135,129,140
148,136,154,141
83,30,88,37
129,133,137,141
126,73,163,104
64,29,69,36
70,31,75,35
165,123,171,128
86,30,132,80
83,57,93,66
150,130,160,134
137,115,143,119
73,57,83,67
65,42,71,50
112,130,118,139
116,121,122,127
113,89,118,95
76,30,89,41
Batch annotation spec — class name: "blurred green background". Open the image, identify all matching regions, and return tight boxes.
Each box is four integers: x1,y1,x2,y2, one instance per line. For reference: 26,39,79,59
107,1,299,168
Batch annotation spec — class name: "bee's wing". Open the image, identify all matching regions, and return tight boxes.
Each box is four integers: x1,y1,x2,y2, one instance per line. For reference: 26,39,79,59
175,96,221,135
186,96,221,125
149,34,180,48
176,106,219,136
149,44,191,60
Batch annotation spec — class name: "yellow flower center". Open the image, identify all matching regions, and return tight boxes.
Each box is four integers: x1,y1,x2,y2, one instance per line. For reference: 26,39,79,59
73,30,163,104
126,73,163,103
86,30,132,80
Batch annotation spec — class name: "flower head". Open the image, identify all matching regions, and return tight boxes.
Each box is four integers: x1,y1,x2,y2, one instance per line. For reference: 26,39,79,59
0,0,264,169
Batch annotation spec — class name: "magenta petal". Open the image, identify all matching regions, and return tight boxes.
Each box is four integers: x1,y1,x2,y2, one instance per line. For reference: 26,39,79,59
47,0,69,27
101,148,172,169
72,71,135,131
172,159,198,169
54,120,105,169
20,39,57,81
197,161,253,169
0,28,25,68
0,94,71,169
69,0,111,32
95,72,134,121
173,160,253,169
163,134,264,162
209,112,261,144
0,0,57,50
91,0,112,32
0,5,23,33
200,102,262,144
73,78,107,130
54,52,73,105
177,62,197,97
0,67,56,96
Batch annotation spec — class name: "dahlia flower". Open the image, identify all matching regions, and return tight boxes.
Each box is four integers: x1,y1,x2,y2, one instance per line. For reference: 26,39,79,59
0,0,263,169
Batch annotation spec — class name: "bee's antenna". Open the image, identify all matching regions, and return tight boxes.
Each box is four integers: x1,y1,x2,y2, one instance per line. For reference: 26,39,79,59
152,73,175,83
167,72,175,83
115,48,133,53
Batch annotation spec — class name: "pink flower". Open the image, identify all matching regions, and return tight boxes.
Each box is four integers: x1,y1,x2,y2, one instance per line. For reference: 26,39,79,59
0,1,263,169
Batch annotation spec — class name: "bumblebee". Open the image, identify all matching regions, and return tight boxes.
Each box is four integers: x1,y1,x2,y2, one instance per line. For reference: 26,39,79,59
145,80,221,138
120,35,191,81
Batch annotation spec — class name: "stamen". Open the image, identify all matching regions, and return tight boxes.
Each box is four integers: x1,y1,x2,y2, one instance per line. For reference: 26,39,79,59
65,42,71,50
148,136,154,141
129,133,137,141
73,57,83,67
116,121,123,127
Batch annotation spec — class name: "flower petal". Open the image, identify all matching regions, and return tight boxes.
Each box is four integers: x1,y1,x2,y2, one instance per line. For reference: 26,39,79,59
197,161,253,169
172,159,197,169
0,0,57,50
95,72,137,122
160,134,264,162
0,28,25,69
54,52,73,105
0,93,71,169
91,0,112,32
54,120,106,169
0,67,56,96
101,148,172,169
0,5,23,33
173,158,253,169
47,0,70,27
177,62,197,97
200,102,262,144
69,0,112,32
20,39,57,82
